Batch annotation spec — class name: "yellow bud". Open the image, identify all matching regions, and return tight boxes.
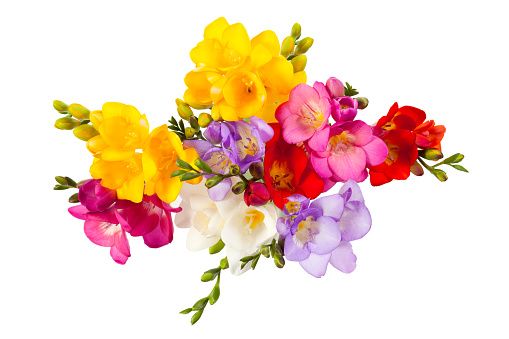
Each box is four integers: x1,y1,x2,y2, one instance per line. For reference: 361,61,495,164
54,117,80,130
68,103,90,120
291,55,307,73
295,37,314,55
280,36,295,58
177,104,193,120
185,127,196,138
198,113,213,128
73,124,100,141
291,23,301,40
175,98,185,106
53,100,69,113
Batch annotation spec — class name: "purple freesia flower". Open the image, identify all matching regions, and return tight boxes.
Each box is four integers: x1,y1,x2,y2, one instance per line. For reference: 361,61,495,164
277,180,372,277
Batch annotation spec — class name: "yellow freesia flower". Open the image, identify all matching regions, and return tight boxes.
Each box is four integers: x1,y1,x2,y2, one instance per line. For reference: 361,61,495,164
90,153,145,203
142,125,202,203
86,102,149,161
183,17,306,123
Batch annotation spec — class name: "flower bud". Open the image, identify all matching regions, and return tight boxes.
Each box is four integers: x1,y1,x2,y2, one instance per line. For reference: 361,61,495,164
419,148,443,161
294,37,313,55
280,36,295,58
273,252,285,268
291,55,307,73
73,124,99,141
410,161,424,176
244,182,270,206
248,162,264,179
260,246,270,258
220,257,229,269
68,192,80,203
291,23,301,40
175,98,185,106
229,164,241,176
431,168,448,182
54,117,80,130
177,104,193,121
53,100,69,113
203,121,223,144
68,103,90,120
231,181,247,195
326,77,345,99
355,97,369,110
185,127,195,139
198,113,213,128
189,115,199,130
205,176,224,188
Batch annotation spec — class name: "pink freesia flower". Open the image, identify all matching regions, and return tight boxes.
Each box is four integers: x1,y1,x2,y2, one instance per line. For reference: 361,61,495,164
310,120,388,184
275,83,331,146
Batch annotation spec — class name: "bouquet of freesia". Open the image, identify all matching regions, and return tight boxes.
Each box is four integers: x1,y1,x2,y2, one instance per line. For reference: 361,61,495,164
52,17,468,324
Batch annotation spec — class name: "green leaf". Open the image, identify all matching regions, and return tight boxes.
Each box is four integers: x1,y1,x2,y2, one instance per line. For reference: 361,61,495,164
194,158,212,174
180,308,192,314
176,158,194,171
443,153,464,164
178,119,185,132
191,308,204,325
170,169,188,178
344,82,359,97
179,172,202,182
168,125,180,132
192,297,209,311
209,239,225,254
170,116,178,126
449,164,469,173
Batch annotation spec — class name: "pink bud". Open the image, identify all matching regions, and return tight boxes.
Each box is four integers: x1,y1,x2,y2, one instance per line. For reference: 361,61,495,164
244,182,271,207
326,77,345,99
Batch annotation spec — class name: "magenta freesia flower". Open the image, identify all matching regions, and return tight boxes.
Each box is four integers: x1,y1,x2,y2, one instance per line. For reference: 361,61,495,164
275,83,331,146
310,120,388,184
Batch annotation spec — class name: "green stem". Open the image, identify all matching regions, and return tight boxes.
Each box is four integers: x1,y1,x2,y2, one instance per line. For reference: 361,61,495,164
417,157,434,172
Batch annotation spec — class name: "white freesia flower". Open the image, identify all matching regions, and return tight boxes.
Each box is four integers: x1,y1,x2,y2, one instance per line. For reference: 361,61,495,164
175,181,278,275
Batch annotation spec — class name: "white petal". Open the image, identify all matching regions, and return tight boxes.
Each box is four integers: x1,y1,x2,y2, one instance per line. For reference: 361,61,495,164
186,227,220,251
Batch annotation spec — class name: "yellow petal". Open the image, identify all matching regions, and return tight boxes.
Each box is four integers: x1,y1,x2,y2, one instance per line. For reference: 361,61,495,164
258,57,294,94
210,77,227,103
142,150,157,182
293,71,307,86
102,102,125,119
190,39,229,69
89,110,103,130
99,116,128,148
155,176,183,203
222,23,251,64
247,44,272,70
121,171,144,203
217,101,239,121
251,30,280,57
101,147,135,162
203,17,229,40
121,105,141,125
86,135,108,155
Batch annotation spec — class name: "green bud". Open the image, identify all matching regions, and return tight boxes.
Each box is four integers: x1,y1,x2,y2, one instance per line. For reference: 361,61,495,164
280,36,295,58
192,297,209,311
180,308,192,314
194,158,212,174
176,158,195,171
55,176,77,187
209,239,225,254
53,185,71,190
419,148,443,161
449,164,468,173
201,268,220,282
73,124,99,141
209,283,220,305
205,176,224,188
179,172,202,182
68,103,90,120
190,308,204,325
260,246,270,258
54,117,80,130
273,253,285,268
229,164,240,176
295,37,314,55
355,97,369,110
431,168,448,182
291,23,301,40
248,162,264,179
175,98,185,106
177,104,193,121
231,181,247,195
443,153,464,164
251,255,260,270
220,257,229,270
274,243,283,255
68,192,79,203
291,55,307,73
198,113,213,128
53,100,69,113
185,127,195,139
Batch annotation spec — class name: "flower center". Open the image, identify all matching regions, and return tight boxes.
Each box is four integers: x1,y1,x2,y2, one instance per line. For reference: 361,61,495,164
269,160,295,191
300,101,323,128
209,150,232,173
245,209,265,231
384,141,399,165
285,201,301,214
327,132,351,154
294,216,319,247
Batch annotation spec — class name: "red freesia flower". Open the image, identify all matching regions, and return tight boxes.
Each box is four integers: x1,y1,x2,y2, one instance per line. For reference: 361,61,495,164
264,123,324,209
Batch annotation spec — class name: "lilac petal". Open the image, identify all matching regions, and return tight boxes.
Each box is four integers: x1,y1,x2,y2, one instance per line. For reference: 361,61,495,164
207,178,232,202
182,139,213,158
338,203,371,242
329,242,357,273
307,216,341,255
284,236,311,261
248,116,274,142
363,136,389,167
276,217,290,237
143,210,173,248
299,252,331,278
203,121,222,144
338,180,365,204
110,246,129,265
309,194,345,221
308,125,330,152
68,205,89,220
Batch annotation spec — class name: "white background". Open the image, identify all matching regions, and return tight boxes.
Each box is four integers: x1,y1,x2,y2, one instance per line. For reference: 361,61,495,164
1,0,508,338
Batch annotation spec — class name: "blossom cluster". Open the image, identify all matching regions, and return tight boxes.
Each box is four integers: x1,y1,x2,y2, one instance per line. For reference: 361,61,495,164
52,17,467,324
